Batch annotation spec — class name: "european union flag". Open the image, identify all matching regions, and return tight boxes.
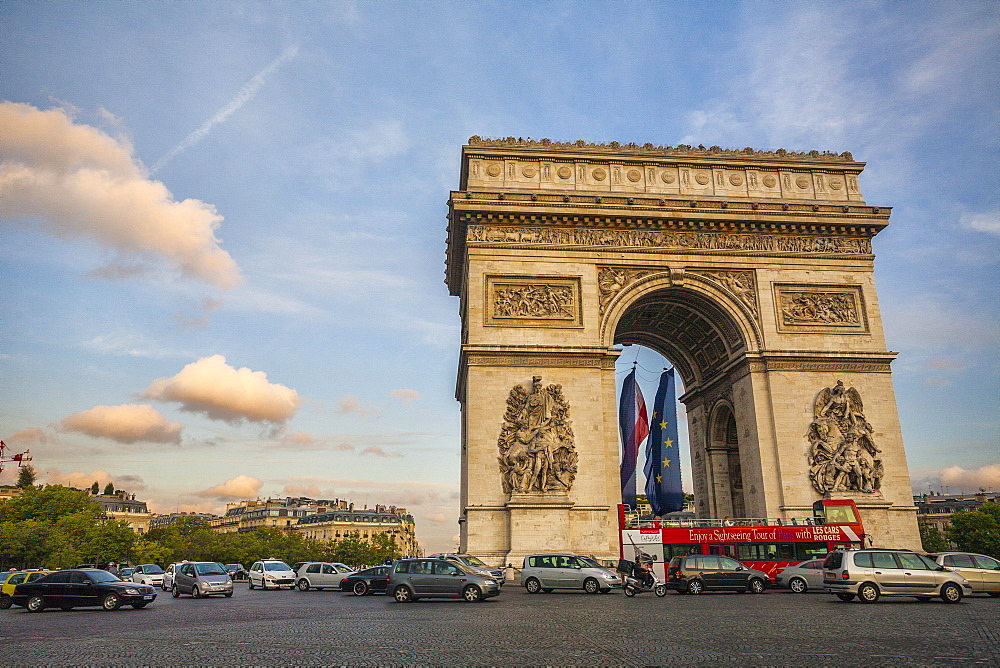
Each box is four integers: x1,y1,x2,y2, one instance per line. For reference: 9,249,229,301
644,368,684,515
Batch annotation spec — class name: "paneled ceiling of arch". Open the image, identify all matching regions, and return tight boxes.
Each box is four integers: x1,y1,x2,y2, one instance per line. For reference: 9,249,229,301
614,288,746,389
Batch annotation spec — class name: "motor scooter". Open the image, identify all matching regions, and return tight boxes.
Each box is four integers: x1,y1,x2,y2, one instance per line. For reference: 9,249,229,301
617,558,667,597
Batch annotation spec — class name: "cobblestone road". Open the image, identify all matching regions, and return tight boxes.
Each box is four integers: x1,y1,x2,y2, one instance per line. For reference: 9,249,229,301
1,584,997,666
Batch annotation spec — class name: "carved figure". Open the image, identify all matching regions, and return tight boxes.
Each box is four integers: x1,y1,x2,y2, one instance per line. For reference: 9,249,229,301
807,381,882,494
498,376,578,494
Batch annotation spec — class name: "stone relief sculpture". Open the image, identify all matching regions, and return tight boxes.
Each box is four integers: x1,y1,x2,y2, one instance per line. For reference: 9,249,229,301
598,267,651,314
696,270,759,318
780,292,859,326
498,376,578,495
807,380,883,494
493,283,574,319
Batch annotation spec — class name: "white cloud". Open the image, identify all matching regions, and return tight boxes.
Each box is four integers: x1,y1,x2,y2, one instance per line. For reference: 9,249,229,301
6,427,50,446
0,101,242,288
41,468,147,492
196,474,263,500
360,445,402,458
425,514,448,523
960,210,1000,236
391,389,421,404
143,355,302,424
58,404,182,444
940,464,1000,492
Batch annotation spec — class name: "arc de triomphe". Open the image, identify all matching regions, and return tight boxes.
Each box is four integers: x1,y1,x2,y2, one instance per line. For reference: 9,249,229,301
445,137,920,566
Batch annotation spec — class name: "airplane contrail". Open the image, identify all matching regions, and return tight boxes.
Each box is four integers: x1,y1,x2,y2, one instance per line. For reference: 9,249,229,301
150,45,299,175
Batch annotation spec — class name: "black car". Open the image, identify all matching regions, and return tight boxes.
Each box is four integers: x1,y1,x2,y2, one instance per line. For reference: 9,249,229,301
339,565,390,596
11,569,157,612
666,555,769,594
224,564,248,581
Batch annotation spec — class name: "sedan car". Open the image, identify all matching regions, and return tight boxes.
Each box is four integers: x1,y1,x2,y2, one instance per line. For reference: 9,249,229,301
774,559,826,593
11,569,156,612
295,562,355,591
225,564,248,581
927,552,1000,597
340,565,391,596
1,570,51,609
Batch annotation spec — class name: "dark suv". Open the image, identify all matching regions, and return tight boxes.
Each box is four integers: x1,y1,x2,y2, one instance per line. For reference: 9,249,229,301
666,555,769,594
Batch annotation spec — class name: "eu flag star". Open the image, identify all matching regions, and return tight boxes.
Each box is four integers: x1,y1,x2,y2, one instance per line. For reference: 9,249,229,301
664,438,674,449
656,474,662,483
662,458,671,468
659,421,668,430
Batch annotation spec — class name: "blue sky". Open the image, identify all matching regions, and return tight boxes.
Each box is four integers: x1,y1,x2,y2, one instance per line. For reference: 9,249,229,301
1,1,997,553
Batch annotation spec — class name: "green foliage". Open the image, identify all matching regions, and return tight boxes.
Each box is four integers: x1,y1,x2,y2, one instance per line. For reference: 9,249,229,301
0,485,101,523
16,464,37,488
919,524,950,553
90,481,100,494
946,503,1000,558
103,482,116,495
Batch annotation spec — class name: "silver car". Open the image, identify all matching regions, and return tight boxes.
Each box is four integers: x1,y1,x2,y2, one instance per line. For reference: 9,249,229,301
295,562,355,591
775,559,826,593
171,561,234,598
521,554,623,594
927,552,1000,597
389,557,500,602
823,549,972,603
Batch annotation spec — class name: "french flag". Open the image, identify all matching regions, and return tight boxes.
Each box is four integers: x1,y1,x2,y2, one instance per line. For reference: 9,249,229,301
619,367,649,510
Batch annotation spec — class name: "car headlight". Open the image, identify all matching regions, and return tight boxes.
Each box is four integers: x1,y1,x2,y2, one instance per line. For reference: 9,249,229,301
124,588,140,595
264,574,273,579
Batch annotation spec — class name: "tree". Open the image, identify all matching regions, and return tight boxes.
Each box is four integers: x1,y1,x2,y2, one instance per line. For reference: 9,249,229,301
90,481,100,494
946,503,1000,558
919,524,950,553
16,464,37,488
103,482,115,495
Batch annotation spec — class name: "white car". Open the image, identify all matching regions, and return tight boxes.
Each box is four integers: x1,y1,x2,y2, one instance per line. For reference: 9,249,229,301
131,563,165,588
295,562,355,591
248,559,296,590
162,562,188,591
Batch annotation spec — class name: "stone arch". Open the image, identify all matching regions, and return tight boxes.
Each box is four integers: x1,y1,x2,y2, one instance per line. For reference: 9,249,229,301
706,400,746,518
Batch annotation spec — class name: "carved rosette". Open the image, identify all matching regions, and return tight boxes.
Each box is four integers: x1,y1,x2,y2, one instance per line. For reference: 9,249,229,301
807,381,883,495
598,267,651,315
693,270,759,319
497,377,578,495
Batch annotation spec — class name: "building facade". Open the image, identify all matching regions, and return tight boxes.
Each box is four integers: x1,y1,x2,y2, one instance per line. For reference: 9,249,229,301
93,491,153,534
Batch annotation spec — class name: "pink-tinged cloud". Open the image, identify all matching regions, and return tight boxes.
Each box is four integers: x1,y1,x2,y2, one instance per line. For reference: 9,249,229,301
58,403,182,444
0,102,242,288
284,432,314,446
6,427,50,446
391,389,421,404
360,445,402,458
282,484,322,498
334,394,379,417
143,355,302,424
425,514,448,523
333,442,356,452
41,468,147,492
940,464,1000,491
196,474,263,500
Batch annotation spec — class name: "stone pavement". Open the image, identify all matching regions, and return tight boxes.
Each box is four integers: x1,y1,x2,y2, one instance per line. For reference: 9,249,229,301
1,584,996,665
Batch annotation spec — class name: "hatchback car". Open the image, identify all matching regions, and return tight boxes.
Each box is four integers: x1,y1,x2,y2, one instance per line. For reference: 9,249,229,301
823,548,971,603
225,564,248,581
130,564,164,588
118,567,134,580
340,565,391,596
11,569,156,612
0,570,51,609
295,562,355,591
389,557,500,602
429,553,506,587
926,552,1000,597
248,559,296,590
521,554,623,594
774,559,826,593
171,561,234,598
666,555,769,594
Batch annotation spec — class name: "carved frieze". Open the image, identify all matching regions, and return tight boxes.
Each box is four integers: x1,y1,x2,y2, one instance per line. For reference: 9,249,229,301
774,284,868,333
486,276,582,328
497,376,578,495
467,225,873,255
692,269,759,319
807,381,883,495
598,267,653,314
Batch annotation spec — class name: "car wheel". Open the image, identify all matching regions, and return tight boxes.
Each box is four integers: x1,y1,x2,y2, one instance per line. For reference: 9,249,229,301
393,585,413,603
749,578,765,594
789,577,807,594
462,585,482,602
524,577,541,594
297,579,310,592
132,602,148,609
624,585,636,597
224,591,233,597
0,596,11,610
192,585,202,599
655,584,667,597
858,582,880,603
26,595,45,613
171,585,180,598
248,579,255,590
102,593,122,611
941,583,963,604
836,593,855,601
687,579,704,595
583,578,600,594
353,581,369,596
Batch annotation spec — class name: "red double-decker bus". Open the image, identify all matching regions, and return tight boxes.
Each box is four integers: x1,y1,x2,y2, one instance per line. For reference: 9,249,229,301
619,499,866,582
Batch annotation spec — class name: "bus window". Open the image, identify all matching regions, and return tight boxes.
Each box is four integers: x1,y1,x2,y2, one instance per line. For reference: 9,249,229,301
795,542,830,560
823,504,859,525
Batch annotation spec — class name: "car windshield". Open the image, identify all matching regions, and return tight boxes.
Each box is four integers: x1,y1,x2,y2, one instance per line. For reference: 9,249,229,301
141,565,164,575
334,564,353,573
225,564,242,570
264,562,291,571
577,557,604,569
196,563,227,576
88,571,121,583
462,556,487,566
